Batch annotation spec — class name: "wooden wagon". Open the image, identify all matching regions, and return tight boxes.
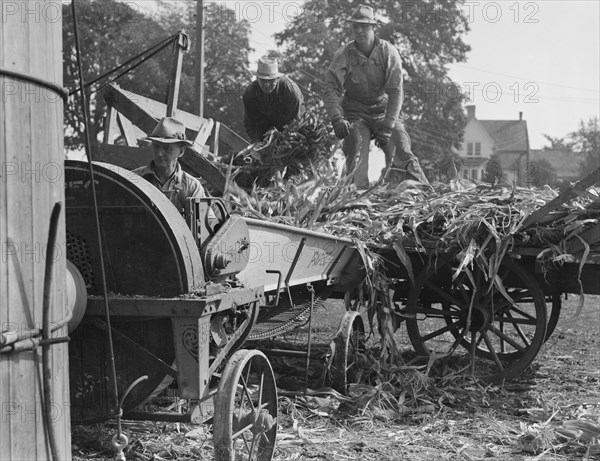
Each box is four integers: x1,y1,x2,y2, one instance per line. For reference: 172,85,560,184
371,168,600,383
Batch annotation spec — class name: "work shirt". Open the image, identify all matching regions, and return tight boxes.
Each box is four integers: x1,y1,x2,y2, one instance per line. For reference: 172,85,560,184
243,76,304,142
324,37,404,129
133,161,206,213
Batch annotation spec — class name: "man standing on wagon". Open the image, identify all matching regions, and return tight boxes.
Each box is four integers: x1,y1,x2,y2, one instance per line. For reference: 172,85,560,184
324,4,428,188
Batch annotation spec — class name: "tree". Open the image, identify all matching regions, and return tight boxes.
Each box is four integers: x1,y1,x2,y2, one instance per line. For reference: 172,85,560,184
63,0,253,151
572,117,600,173
151,1,254,136
274,0,471,178
542,134,574,151
63,0,170,151
542,117,599,176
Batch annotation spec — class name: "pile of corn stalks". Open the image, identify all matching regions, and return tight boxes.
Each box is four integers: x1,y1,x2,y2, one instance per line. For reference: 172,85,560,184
229,170,599,257
227,168,599,358
325,179,600,269
230,111,337,187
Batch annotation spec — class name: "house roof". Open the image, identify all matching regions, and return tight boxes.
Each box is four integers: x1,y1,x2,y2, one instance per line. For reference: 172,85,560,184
529,149,586,179
479,120,529,152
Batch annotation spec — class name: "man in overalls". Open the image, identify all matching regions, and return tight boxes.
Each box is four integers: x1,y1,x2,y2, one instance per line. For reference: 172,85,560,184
324,4,428,188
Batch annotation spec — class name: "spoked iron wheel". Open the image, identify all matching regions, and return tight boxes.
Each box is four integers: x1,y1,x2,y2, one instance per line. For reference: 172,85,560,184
331,311,366,393
214,350,278,461
405,257,547,383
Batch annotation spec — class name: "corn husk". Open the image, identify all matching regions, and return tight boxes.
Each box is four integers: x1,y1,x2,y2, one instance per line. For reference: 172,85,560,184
230,111,337,188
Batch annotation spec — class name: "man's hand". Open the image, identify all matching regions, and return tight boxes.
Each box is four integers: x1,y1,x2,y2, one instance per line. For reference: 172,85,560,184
375,126,392,148
332,118,351,139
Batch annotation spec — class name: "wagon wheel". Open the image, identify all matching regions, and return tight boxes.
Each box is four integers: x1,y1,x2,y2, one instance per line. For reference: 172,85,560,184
214,350,278,461
405,258,547,383
331,311,366,394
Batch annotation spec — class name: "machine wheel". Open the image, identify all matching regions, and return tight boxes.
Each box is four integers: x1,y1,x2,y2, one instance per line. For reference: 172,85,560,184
331,311,366,394
214,350,278,461
405,258,547,383
65,161,204,422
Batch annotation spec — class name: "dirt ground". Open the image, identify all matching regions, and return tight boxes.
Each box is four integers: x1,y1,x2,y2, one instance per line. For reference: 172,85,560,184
72,294,600,461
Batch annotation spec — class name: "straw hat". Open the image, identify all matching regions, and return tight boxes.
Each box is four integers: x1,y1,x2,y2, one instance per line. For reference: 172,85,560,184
143,117,192,145
347,5,378,25
255,57,283,80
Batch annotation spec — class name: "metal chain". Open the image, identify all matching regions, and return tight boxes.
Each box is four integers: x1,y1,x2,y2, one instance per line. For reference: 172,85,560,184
247,296,327,340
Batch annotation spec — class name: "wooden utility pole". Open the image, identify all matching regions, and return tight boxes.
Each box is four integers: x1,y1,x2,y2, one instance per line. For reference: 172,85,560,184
195,0,205,117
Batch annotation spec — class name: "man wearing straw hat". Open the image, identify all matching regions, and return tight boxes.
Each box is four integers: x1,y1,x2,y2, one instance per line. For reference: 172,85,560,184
134,117,208,213
243,56,304,142
324,4,428,188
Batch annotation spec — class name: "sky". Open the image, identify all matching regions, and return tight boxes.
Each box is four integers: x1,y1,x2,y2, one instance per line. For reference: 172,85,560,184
131,0,599,153
199,0,599,150
445,0,600,149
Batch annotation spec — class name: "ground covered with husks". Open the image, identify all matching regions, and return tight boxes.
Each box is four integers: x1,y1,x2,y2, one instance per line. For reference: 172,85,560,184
72,295,600,461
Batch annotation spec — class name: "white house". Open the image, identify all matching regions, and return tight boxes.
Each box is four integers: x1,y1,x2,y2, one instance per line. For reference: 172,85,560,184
457,105,530,186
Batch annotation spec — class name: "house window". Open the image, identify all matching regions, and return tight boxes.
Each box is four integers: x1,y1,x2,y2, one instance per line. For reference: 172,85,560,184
467,142,481,156
463,169,469,178
472,169,478,180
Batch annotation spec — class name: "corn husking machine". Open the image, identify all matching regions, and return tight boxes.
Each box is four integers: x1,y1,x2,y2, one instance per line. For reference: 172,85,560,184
64,156,364,460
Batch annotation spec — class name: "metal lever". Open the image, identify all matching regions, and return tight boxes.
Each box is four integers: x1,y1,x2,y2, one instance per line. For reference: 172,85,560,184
304,283,315,394
265,270,283,308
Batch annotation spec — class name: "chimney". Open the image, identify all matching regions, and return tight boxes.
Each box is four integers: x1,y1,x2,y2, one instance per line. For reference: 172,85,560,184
466,105,475,119
519,111,523,121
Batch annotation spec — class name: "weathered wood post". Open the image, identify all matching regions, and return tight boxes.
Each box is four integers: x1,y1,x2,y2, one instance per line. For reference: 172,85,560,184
1,1,71,459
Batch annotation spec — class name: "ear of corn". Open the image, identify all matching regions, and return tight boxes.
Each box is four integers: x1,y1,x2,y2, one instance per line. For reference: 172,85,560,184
230,111,338,188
